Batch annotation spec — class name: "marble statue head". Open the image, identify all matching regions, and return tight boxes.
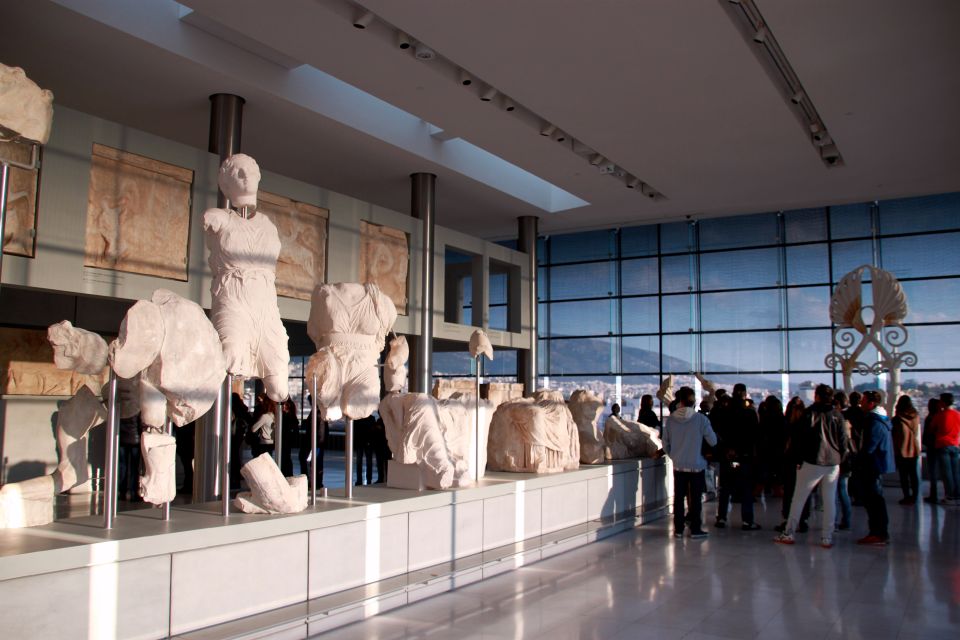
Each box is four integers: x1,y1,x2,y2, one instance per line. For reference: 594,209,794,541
0,63,54,145
218,153,261,208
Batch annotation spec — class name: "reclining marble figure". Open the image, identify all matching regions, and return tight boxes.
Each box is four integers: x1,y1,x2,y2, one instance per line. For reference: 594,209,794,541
568,389,606,464
204,153,290,402
487,389,581,473
305,282,397,420
233,453,307,514
603,414,663,460
109,289,226,429
0,62,53,144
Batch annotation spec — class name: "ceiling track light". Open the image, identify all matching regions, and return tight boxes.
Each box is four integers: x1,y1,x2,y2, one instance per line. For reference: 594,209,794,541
414,43,435,60
501,96,515,111
820,144,843,166
753,26,768,44
553,130,567,142
589,153,605,166
353,10,374,29
626,177,640,189
458,69,473,86
396,31,412,49
598,162,616,174
641,184,658,199
790,90,806,104
540,123,556,137
480,86,497,102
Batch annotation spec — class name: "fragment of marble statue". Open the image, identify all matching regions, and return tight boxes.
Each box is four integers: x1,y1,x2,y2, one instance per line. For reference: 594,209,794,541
204,153,290,402
568,389,606,464
306,282,397,420
47,320,109,375
695,373,718,411
0,476,54,528
0,63,54,144
469,329,494,361
51,385,108,494
380,392,463,489
603,414,663,460
656,374,675,405
438,392,494,483
109,289,226,428
384,334,408,393
139,431,176,505
487,389,580,474
233,453,307,514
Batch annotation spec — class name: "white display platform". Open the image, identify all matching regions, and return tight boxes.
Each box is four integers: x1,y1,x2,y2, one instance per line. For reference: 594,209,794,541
0,459,670,639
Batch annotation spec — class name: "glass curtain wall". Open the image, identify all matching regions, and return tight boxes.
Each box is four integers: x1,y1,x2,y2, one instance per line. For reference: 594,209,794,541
537,193,960,417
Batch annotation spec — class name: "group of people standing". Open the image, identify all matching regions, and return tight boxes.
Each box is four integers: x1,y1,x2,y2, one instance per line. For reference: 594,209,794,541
664,382,960,547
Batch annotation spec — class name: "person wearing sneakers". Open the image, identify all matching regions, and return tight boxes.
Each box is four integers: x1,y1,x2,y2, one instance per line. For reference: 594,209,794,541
774,384,850,548
856,390,895,545
664,386,718,539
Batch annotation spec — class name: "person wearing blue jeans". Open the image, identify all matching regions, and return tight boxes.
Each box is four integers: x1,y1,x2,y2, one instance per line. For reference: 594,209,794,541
856,390,895,545
664,386,718,538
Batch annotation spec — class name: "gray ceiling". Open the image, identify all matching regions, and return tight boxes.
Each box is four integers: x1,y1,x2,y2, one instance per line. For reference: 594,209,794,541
2,0,959,239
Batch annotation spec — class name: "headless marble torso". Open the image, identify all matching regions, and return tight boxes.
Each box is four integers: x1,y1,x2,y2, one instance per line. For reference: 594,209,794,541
204,207,290,401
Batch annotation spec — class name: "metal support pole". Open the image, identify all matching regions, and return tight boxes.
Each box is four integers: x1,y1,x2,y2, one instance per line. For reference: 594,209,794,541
221,375,232,516
274,401,283,469
162,417,173,521
410,172,436,393
103,372,119,529
344,417,354,499
518,216,539,397
0,162,9,296
311,376,318,505
209,93,245,209
475,356,481,483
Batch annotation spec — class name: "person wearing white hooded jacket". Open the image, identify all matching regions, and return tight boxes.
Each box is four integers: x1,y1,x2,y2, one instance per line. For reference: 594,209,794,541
664,386,718,538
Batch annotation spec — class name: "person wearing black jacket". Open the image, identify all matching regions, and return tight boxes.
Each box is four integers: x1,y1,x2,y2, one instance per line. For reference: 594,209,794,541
715,383,762,530
775,384,850,548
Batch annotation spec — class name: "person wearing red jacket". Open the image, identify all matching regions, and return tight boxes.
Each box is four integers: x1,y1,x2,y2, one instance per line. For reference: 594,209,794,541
930,393,960,505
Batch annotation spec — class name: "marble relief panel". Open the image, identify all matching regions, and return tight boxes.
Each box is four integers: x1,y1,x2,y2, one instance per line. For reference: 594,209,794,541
258,191,328,301
360,221,409,315
0,140,39,257
0,328,108,396
83,143,193,280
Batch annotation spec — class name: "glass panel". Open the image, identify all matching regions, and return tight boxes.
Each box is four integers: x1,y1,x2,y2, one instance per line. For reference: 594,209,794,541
660,254,695,293
785,207,828,243
537,267,547,301
544,375,618,402
700,248,781,290
621,225,658,257
830,202,873,240
705,374,783,405
662,294,697,332
548,229,615,263
485,349,517,379
444,248,475,325
621,375,667,417
878,193,960,235
831,240,873,282
662,334,697,372
622,296,659,334
288,357,304,377
702,331,781,373
785,243,829,285
537,237,546,263
549,337,618,375
537,302,548,337
900,278,960,322
787,372,835,404
660,221,695,254
433,351,472,376
788,329,833,370
621,257,658,295
489,305,507,331
547,299,616,337
881,232,960,279
489,259,518,332
699,212,779,250
899,324,960,369
538,339,548,376
786,287,831,328
622,335,660,373
547,262,616,300
701,289,781,330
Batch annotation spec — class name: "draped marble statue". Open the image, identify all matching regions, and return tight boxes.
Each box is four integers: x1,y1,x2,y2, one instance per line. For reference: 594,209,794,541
487,389,580,474
47,321,108,375
306,283,397,420
603,414,663,460
204,153,290,402
0,63,53,144
568,389,606,464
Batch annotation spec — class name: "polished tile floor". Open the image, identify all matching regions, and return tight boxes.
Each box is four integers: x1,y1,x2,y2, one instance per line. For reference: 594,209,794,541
315,493,960,640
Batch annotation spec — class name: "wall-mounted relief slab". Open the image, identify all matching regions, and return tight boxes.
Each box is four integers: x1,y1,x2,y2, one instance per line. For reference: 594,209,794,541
83,143,193,280
360,221,409,315
0,328,107,395
0,140,39,258
258,190,328,301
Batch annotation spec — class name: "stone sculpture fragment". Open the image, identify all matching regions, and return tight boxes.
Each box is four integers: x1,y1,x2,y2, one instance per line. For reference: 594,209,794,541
487,389,580,473
0,63,53,144
568,389,606,464
603,414,663,460
139,431,176,505
48,320,109,375
233,453,307,514
469,329,494,361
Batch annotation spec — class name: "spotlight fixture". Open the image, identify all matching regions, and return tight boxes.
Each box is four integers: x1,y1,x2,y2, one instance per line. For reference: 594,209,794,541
598,162,616,174
641,184,658,199
458,69,473,86
812,132,833,147
501,96,516,112
540,123,557,137
553,130,566,142
820,144,842,165
414,43,436,60
790,91,805,104
396,31,412,49
626,177,640,189
353,10,374,29
589,153,605,166
480,86,498,102
753,27,768,44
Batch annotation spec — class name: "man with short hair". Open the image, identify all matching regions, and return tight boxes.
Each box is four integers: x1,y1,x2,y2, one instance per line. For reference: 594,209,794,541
929,392,960,504
856,390,895,545
664,386,718,539
775,384,850,548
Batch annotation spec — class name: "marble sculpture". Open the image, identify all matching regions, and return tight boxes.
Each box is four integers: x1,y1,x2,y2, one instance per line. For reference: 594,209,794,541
603,414,663,460
384,334,409,393
0,63,53,144
139,431,177,505
487,389,580,474
656,374,674,406
0,139,39,257
109,289,226,429
233,453,307,514
48,320,109,375
568,389,606,464
306,282,397,420
204,153,290,401
380,392,465,489
469,329,494,361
